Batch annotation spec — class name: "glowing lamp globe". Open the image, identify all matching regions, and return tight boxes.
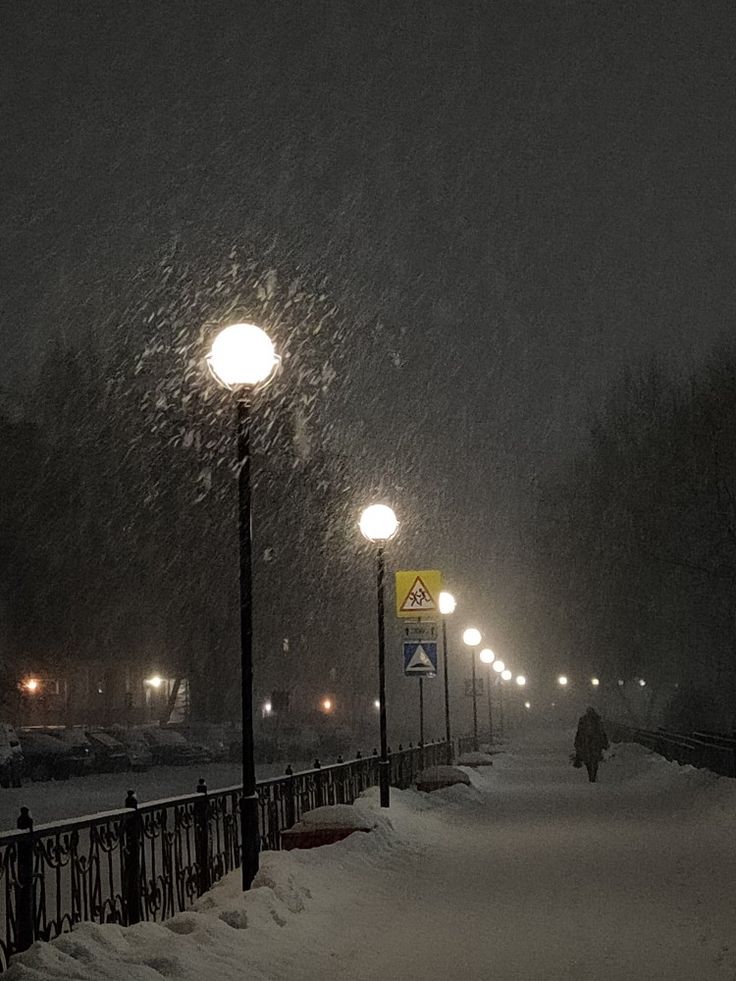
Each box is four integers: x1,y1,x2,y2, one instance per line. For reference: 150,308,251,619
493,660,505,673
479,648,495,665
501,669,512,681
207,323,280,389
462,628,481,647
439,591,457,616
558,675,568,687
359,504,399,543
516,675,526,686
591,677,600,687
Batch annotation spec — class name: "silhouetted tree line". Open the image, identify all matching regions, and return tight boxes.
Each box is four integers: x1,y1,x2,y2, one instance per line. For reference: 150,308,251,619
522,343,736,729
0,242,431,725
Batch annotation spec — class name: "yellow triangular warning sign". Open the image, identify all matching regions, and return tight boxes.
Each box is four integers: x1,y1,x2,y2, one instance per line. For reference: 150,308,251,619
395,569,442,618
399,575,437,613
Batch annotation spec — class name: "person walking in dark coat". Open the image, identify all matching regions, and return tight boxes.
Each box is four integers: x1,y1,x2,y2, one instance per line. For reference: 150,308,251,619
574,707,609,782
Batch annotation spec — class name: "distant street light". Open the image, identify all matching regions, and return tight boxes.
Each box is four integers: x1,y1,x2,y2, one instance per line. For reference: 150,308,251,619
21,678,40,694
493,660,505,674
322,698,333,712
145,675,163,689
263,701,273,716
558,675,568,687
516,675,526,686
639,679,646,687
479,649,495,745
360,503,399,807
207,321,280,891
524,701,531,710
462,628,482,751
591,677,600,687
501,669,512,681
374,699,381,710
439,591,457,763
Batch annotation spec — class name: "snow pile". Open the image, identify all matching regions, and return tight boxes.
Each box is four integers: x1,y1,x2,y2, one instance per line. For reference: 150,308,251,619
286,803,381,833
8,727,736,980
415,765,471,792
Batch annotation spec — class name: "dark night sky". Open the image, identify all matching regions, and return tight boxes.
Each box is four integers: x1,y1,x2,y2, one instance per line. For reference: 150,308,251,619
2,1,735,698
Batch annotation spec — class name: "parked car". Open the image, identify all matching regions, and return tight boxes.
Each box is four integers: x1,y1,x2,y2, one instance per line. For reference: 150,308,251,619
170,724,229,761
18,731,75,781
85,730,130,772
0,724,23,788
141,727,211,766
104,727,152,772
40,728,94,776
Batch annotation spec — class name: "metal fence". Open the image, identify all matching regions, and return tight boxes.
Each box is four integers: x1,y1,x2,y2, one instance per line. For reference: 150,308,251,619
608,721,736,777
0,739,449,971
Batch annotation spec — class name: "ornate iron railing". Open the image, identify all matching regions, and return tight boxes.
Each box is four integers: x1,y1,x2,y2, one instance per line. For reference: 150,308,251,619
0,740,449,971
608,721,736,777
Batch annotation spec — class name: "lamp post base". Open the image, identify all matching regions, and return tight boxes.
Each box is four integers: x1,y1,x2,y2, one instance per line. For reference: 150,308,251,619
240,793,260,890
378,759,390,807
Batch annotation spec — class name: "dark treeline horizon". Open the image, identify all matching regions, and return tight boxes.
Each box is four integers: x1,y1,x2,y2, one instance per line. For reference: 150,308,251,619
1,319,734,732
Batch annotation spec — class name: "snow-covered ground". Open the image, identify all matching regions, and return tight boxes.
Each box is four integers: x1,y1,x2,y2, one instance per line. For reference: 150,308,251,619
0,761,309,830
7,726,736,980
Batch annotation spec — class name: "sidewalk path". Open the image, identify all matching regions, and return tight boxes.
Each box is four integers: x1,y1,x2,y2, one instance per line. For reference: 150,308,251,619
10,727,736,981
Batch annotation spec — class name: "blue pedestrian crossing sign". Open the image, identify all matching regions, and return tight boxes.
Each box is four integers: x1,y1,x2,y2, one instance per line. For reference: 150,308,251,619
403,641,438,677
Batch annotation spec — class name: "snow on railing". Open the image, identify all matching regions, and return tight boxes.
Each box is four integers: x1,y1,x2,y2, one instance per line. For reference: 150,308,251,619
0,739,449,972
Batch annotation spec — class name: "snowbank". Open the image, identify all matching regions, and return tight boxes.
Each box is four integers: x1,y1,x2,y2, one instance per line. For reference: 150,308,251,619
415,765,471,792
8,728,736,981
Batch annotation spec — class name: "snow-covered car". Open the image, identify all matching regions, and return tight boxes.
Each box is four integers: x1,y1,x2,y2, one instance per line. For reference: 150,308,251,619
103,728,152,772
40,728,94,776
0,724,23,787
85,730,130,772
171,724,229,761
18,731,75,781
140,727,211,766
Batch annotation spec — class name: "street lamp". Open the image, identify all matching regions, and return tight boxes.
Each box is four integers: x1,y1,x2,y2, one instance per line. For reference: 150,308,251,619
501,669,512,681
439,591,456,763
479,649,495,745
462,628,482,751
558,675,568,687
360,503,399,807
591,677,600,687
516,675,526,686
207,321,280,891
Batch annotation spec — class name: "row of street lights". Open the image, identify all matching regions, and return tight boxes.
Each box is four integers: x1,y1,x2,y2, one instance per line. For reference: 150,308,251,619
205,321,530,889
461,629,526,752
557,676,647,688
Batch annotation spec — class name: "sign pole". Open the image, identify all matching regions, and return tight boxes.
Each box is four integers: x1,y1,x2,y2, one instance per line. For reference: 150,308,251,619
418,677,425,770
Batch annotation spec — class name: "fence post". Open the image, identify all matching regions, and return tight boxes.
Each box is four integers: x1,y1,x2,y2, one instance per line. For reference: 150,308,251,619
314,764,324,809
122,791,141,926
194,779,210,896
284,766,296,829
15,807,34,954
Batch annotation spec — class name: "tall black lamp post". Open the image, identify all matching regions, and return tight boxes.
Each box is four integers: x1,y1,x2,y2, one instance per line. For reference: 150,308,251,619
438,591,456,764
359,503,399,808
462,628,482,752
479,648,496,745
207,321,280,890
